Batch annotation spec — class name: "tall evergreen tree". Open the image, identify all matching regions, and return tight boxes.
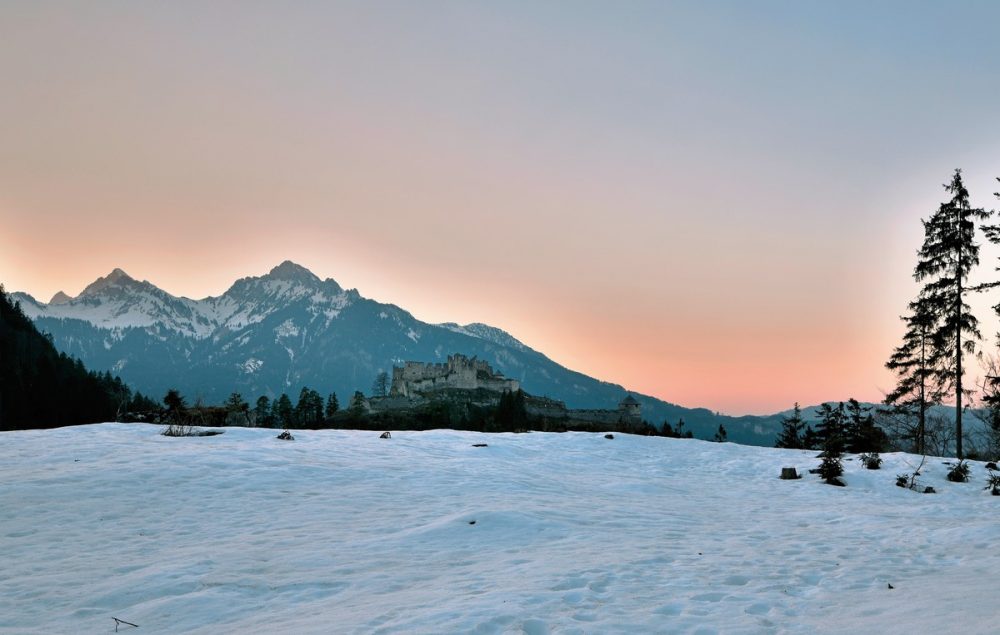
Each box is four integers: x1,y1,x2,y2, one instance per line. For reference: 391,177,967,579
254,395,271,428
224,392,250,426
775,402,806,449
814,402,847,450
913,169,990,458
295,388,323,426
844,398,887,453
495,389,528,430
273,393,293,428
129,391,160,413
325,392,339,418
163,389,186,421
371,371,390,398
884,297,941,454
348,390,367,416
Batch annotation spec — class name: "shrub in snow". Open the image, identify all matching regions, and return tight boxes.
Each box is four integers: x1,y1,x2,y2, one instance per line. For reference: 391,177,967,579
161,389,192,436
162,423,195,437
860,452,883,470
895,456,927,491
947,461,970,483
985,471,1000,496
277,430,294,441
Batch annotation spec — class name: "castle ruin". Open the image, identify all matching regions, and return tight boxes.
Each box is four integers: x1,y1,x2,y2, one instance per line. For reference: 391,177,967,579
390,354,520,398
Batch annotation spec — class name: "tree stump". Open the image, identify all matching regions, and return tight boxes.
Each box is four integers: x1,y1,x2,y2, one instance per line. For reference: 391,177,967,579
780,467,801,480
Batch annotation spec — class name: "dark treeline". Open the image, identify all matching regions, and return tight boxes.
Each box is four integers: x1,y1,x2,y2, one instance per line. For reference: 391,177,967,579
0,285,132,430
774,400,888,454
134,384,714,438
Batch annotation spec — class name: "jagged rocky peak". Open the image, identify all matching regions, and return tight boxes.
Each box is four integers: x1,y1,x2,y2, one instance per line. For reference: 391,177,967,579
258,260,343,294
265,260,321,283
48,291,72,305
78,268,143,297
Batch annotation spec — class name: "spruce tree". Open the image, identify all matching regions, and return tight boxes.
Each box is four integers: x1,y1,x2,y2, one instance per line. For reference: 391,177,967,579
713,424,728,442
676,418,689,438
913,169,990,459
818,437,845,486
254,395,271,427
274,393,293,428
814,402,847,449
224,392,249,425
325,392,339,418
371,371,389,398
884,297,941,454
163,389,186,421
775,402,806,449
801,424,820,450
844,398,886,453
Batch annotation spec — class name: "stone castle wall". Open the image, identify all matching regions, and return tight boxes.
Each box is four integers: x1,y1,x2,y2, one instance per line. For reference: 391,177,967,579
391,354,519,398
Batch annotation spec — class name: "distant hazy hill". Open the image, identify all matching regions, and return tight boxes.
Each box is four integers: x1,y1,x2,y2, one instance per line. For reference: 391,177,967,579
12,261,828,445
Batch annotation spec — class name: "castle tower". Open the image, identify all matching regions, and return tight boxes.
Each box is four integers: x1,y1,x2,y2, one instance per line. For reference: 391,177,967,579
619,394,641,422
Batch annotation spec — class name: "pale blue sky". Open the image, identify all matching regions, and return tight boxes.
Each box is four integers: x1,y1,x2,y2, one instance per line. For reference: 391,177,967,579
3,1,1000,413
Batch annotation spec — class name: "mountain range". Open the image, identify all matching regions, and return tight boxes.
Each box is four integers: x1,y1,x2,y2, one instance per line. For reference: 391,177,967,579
13,261,800,444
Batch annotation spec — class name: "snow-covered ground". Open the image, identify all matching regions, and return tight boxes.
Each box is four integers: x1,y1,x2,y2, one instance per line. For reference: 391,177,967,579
2,424,998,634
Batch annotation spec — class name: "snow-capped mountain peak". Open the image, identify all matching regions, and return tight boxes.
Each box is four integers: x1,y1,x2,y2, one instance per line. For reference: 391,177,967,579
48,291,72,305
263,260,323,285
440,322,530,352
78,267,143,298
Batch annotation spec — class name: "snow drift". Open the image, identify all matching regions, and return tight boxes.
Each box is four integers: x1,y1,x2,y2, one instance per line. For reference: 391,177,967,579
1,424,997,634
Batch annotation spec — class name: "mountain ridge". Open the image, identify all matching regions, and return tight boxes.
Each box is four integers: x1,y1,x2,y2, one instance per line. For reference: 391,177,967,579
13,262,790,444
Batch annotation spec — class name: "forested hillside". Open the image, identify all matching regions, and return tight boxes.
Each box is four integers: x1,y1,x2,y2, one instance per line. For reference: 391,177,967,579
0,285,129,430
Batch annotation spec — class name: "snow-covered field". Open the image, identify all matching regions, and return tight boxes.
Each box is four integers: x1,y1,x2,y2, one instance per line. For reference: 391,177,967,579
2,424,998,634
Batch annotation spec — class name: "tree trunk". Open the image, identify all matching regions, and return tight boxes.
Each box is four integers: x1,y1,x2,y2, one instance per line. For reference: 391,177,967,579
780,467,800,480
919,330,926,456
956,258,964,459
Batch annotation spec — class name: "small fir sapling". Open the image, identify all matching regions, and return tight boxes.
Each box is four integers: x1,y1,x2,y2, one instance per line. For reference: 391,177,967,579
818,437,845,486
947,460,970,483
895,455,928,491
860,452,883,470
984,471,1000,495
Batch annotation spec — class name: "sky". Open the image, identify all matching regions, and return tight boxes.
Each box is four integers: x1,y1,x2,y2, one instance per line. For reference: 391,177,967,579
3,1,1000,415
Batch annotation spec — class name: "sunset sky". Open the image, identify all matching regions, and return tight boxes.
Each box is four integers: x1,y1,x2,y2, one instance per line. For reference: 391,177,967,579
3,1,1000,415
